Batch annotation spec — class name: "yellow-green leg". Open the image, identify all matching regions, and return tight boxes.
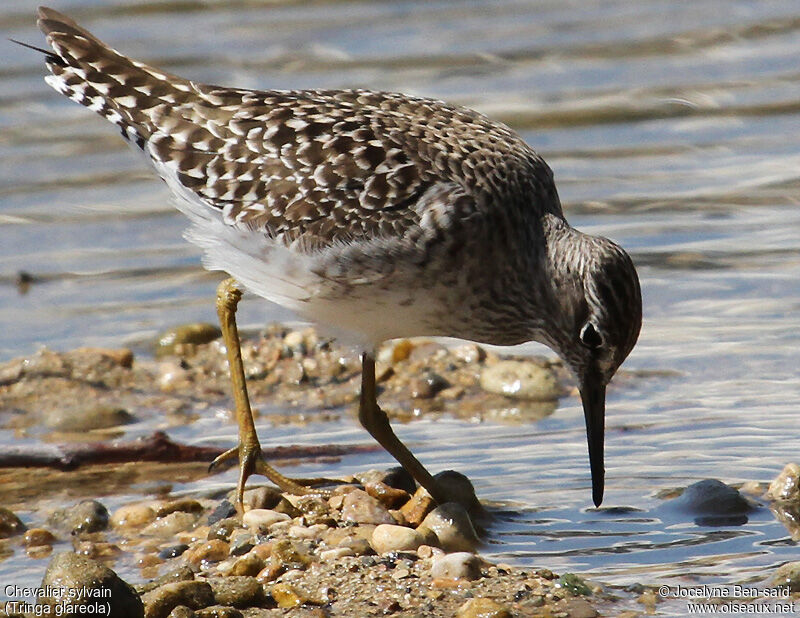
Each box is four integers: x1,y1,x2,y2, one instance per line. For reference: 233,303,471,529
358,353,446,504
209,278,328,508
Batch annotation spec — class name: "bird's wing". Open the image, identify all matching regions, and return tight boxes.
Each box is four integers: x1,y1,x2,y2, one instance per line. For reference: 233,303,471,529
37,6,558,251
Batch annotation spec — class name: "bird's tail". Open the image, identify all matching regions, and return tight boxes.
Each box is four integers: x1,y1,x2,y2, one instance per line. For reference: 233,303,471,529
35,5,193,149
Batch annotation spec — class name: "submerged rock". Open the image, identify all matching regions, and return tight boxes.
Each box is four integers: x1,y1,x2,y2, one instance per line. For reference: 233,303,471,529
665,479,756,526
480,360,560,401
433,470,482,516
419,502,479,552
38,552,143,618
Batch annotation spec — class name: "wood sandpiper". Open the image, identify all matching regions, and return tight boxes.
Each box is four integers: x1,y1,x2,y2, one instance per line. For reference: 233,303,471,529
26,6,642,508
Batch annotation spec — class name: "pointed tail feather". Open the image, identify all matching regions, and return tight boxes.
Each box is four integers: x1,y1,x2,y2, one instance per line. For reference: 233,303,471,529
34,6,192,149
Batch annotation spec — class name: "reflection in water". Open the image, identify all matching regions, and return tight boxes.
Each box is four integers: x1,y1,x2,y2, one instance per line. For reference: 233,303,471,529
1,0,799,594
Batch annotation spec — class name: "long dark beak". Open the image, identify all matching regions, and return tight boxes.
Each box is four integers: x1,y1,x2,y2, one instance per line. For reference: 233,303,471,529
579,373,606,507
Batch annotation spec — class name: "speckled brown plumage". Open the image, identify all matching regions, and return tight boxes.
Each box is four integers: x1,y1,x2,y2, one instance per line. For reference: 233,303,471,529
37,7,558,251
33,6,643,506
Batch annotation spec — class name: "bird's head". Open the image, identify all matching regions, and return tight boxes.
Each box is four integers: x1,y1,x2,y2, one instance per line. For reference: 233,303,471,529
544,226,642,506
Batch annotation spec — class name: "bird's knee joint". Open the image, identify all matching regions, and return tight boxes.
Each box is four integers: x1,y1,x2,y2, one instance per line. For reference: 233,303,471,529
216,278,242,312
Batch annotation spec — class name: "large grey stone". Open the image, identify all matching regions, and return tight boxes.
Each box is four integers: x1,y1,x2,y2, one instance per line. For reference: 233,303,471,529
38,552,143,618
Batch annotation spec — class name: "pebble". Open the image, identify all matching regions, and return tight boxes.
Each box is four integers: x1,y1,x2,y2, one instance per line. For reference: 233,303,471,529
452,344,487,364
479,360,560,400
138,553,163,569
288,495,330,524
228,532,255,557
456,597,512,617
159,544,190,560
773,561,800,592
370,524,430,554
38,552,143,618
23,528,56,547
431,552,482,581
157,361,191,391
77,346,134,368
668,479,755,525
194,606,242,618
357,466,417,495
0,507,26,538
207,576,266,607
156,499,205,518
138,566,195,594
270,539,312,569
143,512,199,537
207,501,237,525
44,404,134,431
48,499,109,534
364,481,411,509
156,323,222,357
241,509,291,533
270,582,306,608
390,339,414,363
112,504,157,529
419,502,479,552
383,467,417,494
340,489,395,525
417,544,444,560
400,488,436,527
559,572,593,596
565,598,599,618
409,371,450,399
141,581,215,618
433,470,482,515
229,552,265,577
319,547,355,561
184,540,230,566
207,518,238,542
165,606,194,618
241,486,284,511
767,463,800,502
282,330,307,353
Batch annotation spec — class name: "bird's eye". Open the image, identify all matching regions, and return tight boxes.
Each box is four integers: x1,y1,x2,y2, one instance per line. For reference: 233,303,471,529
580,322,604,350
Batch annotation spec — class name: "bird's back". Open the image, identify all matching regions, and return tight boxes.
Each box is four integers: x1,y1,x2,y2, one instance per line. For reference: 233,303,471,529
37,6,563,253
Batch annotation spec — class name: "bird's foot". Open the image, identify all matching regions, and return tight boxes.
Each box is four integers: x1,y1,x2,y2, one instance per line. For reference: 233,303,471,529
209,441,339,512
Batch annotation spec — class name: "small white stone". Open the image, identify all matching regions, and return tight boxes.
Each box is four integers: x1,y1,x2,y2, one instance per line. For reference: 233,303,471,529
430,552,482,580
370,524,426,554
141,511,197,537
289,525,316,539
319,547,355,561
279,568,305,582
242,509,291,533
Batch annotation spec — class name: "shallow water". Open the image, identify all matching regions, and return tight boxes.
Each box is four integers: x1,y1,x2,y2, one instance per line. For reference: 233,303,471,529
2,0,799,611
